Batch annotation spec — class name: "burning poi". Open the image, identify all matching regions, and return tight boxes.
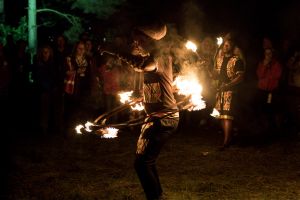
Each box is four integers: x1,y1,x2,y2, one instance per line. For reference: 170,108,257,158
75,39,211,138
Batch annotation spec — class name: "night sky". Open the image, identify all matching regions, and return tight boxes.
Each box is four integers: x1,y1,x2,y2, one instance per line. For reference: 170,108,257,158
3,0,300,42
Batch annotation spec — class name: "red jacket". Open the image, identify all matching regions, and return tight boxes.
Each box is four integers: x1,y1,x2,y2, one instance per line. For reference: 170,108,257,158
256,59,282,91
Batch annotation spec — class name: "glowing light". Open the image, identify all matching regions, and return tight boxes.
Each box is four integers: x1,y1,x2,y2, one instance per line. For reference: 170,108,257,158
217,37,223,47
119,91,133,104
173,75,206,111
100,127,119,138
84,121,94,132
118,91,144,111
185,41,197,52
75,124,84,134
210,108,220,118
131,102,144,111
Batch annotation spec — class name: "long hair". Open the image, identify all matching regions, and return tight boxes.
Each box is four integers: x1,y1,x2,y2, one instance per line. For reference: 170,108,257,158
36,45,53,64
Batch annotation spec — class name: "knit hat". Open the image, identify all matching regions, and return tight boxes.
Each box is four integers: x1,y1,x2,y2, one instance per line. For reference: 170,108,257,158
136,23,167,40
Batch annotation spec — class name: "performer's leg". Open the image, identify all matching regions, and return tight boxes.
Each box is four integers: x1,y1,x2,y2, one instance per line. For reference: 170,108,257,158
135,118,178,200
222,119,233,147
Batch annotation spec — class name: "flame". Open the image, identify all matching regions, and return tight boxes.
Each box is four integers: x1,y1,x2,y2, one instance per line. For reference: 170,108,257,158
210,108,220,118
118,91,144,111
131,102,144,111
217,37,223,47
119,91,133,104
84,121,94,132
185,41,197,52
75,124,84,134
173,75,206,111
100,127,119,138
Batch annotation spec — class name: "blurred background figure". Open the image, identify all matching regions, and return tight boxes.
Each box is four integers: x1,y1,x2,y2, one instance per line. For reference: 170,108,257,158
32,45,58,135
255,47,282,136
63,41,92,136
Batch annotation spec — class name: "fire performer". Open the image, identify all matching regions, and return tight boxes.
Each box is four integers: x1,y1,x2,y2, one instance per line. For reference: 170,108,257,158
126,21,179,200
213,39,245,149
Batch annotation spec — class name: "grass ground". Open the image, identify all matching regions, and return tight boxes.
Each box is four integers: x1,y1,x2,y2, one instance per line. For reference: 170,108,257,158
3,120,300,200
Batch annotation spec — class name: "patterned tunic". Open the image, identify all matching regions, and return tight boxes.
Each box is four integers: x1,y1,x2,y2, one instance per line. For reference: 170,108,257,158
214,52,245,120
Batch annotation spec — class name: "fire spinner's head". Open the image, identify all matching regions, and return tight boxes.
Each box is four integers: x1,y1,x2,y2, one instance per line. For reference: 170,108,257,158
131,22,167,57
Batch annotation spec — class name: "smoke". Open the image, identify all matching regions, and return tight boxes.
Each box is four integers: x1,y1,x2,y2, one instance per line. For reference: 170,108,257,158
156,22,215,81
180,0,205,41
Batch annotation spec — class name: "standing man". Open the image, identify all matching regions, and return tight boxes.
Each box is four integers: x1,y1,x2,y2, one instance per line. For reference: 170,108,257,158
213,39,245,149
128,22,179,200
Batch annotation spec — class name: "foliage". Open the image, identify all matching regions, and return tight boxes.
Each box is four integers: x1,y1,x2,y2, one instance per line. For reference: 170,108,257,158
71,0,126,19
0,16,27,45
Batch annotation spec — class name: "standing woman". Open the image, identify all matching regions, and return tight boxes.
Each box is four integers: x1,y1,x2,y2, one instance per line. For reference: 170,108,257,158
32,45,56,135
256,48,282,134
213,39,245,149
63,41,92,135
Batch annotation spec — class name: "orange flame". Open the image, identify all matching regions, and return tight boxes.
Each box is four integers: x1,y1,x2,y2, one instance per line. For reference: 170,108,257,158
75,125,84,134
173,75,206,111
118,91,144,111
100,127,119,138
210,108,220,118
217,37,223,47
185,41,197,52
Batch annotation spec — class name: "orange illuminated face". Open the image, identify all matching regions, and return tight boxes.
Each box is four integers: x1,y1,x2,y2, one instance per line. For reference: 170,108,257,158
222,40,233,54
42,47,51,61
76,43,86,56
264,48,273,59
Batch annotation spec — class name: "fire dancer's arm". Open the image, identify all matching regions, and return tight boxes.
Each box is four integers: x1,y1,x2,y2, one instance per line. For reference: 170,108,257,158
115,52,157,72
220,73,244,90
132,55,157,72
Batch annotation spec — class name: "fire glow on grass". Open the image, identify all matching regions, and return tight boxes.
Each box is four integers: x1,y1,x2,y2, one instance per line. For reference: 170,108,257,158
173,75,206,111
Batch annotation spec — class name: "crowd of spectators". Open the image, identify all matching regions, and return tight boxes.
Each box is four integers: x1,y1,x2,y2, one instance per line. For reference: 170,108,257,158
0,29,299,144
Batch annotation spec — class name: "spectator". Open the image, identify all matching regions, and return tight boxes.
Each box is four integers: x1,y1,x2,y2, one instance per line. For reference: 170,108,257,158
63,41,92,135
97,55,121,123
32,45,57,135
256,47,282,134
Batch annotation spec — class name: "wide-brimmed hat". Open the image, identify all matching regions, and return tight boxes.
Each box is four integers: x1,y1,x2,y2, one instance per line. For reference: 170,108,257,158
136,23,167,40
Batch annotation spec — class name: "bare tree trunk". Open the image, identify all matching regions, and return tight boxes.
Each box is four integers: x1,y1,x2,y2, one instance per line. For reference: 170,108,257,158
28,0,37,64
